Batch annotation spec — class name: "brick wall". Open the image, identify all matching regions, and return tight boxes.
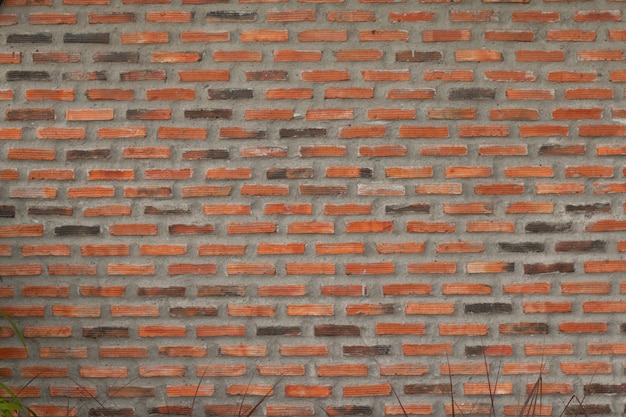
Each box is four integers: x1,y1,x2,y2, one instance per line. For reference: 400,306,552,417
1,0,626,415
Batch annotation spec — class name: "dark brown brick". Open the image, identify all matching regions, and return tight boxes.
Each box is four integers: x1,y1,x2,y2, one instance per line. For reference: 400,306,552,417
6,71,50,81
315,325,360,337
267,168,314,180
280,128,327,138
343,345,390,356
385,204,430,214
499,323,548,335
83,327,129,338
525,222,572,233
498,242,545,253
449,88,496,100
144,206,191,215
465,303,512,314
246,71,288,81
197,286,246,297
169,307,217,317
555,240,606,252
257,326,301,336
6,108,54,121
207,89,253,100
524,263,575,274
206,11,257,22
89,408,134,417
325,406,371,416
181,150,230,160
55,225,100,236
396,50,443,62
93,52,139,63
564,404,611,415
64,33,109,43
7,33,52,43
404,384,451,395
184,109,233,119
584,384,626,394
66,149,111,160
28,206,73,216
0,206,16,218
138,287,186,297
565,203,611,214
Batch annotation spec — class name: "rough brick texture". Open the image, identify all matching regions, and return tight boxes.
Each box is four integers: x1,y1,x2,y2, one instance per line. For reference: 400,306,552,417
1,0,626,416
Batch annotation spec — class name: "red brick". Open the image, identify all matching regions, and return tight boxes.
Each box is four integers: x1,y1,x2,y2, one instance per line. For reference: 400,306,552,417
329,10,375,22
450,10,497,22
359,30,408,42
267,9,315,22
485,70,537,82
456,49,502,62
424,70,473,82
547,30,596,42
485,30,534,42
334,50,382,61
299,30,348,43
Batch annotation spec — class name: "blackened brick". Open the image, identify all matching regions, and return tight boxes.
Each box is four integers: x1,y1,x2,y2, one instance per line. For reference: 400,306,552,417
197,286,246,297
326,406,372,416
6,108,54,121
565,203,611,214
279,128,326,138
315,325,360,337
267,168,314,180
64,33,110,44
169,306,217,317
89,409,134,417
55,225,101,236
449,88,496,100
0,206,16,218
465,303,513,314
524,263,575,274
206,11,257,22
555,240,606,252
28,207,73,216
396,50,443,62
207,89,253,100
584,384,626,394
144,206,191,215
404,384,451,395
7,33,52,43
500,322,548,335
385,204,430,214
66,149,111,160
6,71,50,81
343,345,390,356
181,150,230,160
257,326,301,336
525,222,572,233
498,242,545,253
246,71,288,81
83,327,129,338
93,52,139,63
184,109,233,119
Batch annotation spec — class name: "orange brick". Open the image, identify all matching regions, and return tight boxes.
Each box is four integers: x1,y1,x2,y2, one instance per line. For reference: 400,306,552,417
329,10,376,22
456,49,502,62
334,49,382,62
359,30,408,42
299,30,347,42
485,30,533,42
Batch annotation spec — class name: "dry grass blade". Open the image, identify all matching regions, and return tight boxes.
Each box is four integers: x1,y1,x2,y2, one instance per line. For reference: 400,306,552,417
241,377,282,417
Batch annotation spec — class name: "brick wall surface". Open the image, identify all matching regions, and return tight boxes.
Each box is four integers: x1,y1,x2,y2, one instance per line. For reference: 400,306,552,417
1,0,626,415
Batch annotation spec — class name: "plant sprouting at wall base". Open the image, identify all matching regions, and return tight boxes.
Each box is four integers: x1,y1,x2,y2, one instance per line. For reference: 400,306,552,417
0,308,37,417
